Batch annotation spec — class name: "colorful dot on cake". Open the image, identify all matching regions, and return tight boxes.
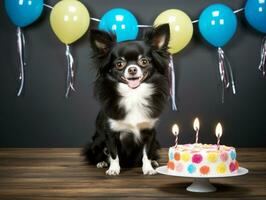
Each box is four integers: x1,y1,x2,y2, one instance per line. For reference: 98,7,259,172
174,152,180,161
229,162,236,172
192,154,203,164
181,152,190,162
230,151,237,160
175,163,183,172
235,160,239,170
220,152,229,161
200,166,210,175
207,152,218,163
216,163,227,174
187,164,196,174
169,151,174,160
167,161,175,170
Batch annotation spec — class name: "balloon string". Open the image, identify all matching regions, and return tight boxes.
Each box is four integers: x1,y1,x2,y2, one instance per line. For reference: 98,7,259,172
259,36,266,76
233,8,244,13
16,27,26,96
218,48,229,89
222,83,225,104
44,4,53,9
91,18,100,22
218,47,229,103
169,55,177,111
217,47,236,103
138,25,153,28
65,44,75,98
43,3,244,25
224,49,236,94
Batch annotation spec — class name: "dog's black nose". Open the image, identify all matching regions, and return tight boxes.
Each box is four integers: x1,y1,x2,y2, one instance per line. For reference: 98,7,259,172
128,66,137,75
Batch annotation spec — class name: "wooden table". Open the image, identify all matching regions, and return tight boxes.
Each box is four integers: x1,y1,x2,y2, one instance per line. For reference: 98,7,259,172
0,148,265,199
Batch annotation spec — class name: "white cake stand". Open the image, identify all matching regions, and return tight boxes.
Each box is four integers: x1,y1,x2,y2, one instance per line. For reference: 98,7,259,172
156,166,248,193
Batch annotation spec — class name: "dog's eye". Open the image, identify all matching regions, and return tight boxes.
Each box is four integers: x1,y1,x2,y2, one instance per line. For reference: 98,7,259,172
138,58,149,67
115,61,126,70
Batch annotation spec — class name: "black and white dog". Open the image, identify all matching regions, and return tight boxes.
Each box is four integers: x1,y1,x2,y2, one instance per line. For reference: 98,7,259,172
83,24,171,175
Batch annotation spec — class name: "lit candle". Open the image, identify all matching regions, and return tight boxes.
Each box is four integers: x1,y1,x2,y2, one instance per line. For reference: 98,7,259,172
193,118,200,143
172,124,179,148
215,123,223,150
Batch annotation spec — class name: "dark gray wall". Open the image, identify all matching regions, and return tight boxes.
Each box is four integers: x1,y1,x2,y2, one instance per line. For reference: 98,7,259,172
0,0,265,147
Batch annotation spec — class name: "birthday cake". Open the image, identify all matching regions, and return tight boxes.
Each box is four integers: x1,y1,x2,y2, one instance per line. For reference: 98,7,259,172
167,143,239,176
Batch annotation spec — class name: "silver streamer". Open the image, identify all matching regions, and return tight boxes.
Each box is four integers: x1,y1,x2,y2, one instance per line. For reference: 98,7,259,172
169,55,177,111
65,44,75,98
259,36,266,76
16,27,26,96
217,47,236,103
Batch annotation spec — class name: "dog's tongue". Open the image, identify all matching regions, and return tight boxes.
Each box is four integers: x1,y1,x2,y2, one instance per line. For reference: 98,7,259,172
128,79,141,89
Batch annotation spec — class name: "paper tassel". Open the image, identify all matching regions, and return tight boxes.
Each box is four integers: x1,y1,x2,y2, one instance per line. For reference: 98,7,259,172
65,44,75,98
169,55,177,111
259,36,266,76
16,27,26,96
217,47,236,103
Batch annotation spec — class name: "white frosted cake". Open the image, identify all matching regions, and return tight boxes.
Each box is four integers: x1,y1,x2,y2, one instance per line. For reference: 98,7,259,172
167,143,239,176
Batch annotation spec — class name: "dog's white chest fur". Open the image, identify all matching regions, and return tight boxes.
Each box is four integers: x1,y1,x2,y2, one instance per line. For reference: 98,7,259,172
109,83,158,140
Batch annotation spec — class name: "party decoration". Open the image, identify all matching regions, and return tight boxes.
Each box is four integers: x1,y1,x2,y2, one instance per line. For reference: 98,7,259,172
215,123,223,150
172,124,179,147
4,0,44,96
168,56,177,110
50,0,90,44
245,0,266,34
154,9,193,110
245,0,266,76
50,0,90,97
199,4,237,47
4,1,263,104
99,8,138,42
199,4,237,102
154,9,193,54
193,118,200,143
4,0,44,27
258,37,266,76
16,27,26,96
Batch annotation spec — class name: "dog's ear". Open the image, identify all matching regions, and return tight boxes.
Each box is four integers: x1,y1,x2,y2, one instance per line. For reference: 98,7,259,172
90,29,116,55
146,24,170,51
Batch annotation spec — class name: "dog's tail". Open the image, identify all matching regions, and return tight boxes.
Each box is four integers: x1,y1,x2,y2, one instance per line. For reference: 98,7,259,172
82,140,107,165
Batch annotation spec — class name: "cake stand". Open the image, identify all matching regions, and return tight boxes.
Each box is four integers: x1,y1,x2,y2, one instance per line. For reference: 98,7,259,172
156,166,248,193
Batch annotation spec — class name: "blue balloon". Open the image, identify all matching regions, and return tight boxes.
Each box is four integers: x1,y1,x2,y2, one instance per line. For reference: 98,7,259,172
99,8,139,42
4,0,44,27
199,4,237,47
245,0,266,33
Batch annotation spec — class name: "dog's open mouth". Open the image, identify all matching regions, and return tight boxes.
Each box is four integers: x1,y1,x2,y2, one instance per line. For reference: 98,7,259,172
121,73,148,89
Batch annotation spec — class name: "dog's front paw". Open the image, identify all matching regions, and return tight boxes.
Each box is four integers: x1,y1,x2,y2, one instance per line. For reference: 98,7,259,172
151,160,159,167
106,165,120,175
142,166,157,175
96,161,108,168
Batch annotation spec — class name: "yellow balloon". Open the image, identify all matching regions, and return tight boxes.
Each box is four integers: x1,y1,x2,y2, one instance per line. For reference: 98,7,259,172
50,0,90,44
154,9,193,54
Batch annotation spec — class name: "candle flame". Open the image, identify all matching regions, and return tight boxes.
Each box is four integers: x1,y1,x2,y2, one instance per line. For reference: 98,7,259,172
215,123,223,138
172,124,179,136
193,118,200,131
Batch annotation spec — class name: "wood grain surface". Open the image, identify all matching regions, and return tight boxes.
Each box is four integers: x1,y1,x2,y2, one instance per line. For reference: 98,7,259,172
0,148,265,200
